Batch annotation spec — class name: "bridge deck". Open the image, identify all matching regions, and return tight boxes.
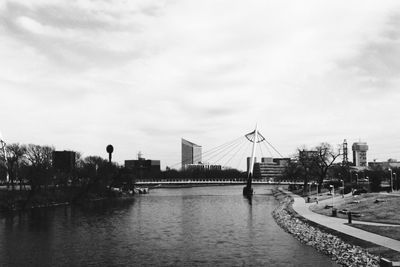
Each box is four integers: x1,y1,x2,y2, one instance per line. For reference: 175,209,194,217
135,180,304,185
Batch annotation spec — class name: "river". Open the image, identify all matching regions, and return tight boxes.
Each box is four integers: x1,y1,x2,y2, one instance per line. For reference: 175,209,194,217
0,185,338,266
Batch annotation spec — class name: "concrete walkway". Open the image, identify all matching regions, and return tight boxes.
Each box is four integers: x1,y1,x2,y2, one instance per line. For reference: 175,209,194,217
284,190,400,253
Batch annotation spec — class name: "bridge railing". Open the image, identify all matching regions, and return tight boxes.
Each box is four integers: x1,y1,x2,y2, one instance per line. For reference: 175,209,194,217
134,179,305,185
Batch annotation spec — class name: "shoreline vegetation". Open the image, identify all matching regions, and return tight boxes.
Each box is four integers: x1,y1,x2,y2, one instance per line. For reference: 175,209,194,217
271,189,400,266
0,187,134,212
0,142,249,212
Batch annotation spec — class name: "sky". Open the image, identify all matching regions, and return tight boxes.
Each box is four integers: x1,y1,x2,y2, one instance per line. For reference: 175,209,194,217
1,0,400,170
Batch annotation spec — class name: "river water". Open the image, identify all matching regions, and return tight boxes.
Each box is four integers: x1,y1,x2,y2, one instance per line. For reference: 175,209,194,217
0,185,338,266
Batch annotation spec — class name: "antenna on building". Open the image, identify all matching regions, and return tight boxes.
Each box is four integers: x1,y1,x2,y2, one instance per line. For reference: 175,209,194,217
342,139,348,166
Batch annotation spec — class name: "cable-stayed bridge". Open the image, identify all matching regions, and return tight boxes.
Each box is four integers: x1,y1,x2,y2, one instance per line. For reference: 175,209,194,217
141,125,295,191
135,178,304,186
170,126,284,173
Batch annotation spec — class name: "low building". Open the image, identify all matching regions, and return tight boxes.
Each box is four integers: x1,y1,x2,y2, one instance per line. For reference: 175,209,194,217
368,159,400,170
251,157,290,180
184,163,222,171
52,151,76,173
125,154,160,179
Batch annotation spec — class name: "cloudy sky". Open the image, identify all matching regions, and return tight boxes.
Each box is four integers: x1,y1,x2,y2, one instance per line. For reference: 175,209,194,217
1,0,400,170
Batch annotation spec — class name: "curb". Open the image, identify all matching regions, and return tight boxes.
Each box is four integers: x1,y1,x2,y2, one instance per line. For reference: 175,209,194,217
272,189,392,267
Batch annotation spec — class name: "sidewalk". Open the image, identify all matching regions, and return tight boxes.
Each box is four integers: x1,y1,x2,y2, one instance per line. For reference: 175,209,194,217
284,190,400,253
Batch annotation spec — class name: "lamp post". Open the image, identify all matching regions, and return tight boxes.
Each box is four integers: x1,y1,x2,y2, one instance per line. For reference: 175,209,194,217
366,176,370,192
389,168,393,193
394,173,397,191
341,179,344,198
355,173,359,186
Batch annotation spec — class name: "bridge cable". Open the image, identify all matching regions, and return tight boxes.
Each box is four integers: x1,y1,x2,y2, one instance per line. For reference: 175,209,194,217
258,140,265,159
167,136,244,169
213,137,247,166
201,136,244,158
235,141,253,171
223,138,249,168
264,139,284,158
262,140,274,157
202,137,245,164
200,137,245,164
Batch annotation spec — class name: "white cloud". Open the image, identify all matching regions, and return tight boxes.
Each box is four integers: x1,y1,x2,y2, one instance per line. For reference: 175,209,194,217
1,0,400,169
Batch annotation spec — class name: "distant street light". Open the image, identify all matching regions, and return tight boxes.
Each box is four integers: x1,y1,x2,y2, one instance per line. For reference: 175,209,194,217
394,173,397,191
330,184,334,208
355,173,359,186
341,179,344,198
389,168,393,193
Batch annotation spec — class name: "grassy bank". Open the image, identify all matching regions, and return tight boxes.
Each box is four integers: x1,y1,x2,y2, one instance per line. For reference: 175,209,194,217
310,193,400,225
274,189,400,262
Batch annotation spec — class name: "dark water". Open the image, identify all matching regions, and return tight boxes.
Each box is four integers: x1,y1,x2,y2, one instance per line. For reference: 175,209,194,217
0,185,338,266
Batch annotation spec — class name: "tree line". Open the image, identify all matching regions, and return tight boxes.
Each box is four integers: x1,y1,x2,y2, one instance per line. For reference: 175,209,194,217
0,143,125,211
283,142,399,193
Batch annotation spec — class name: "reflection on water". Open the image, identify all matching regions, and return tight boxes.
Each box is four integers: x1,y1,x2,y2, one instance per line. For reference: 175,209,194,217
0,185,338,266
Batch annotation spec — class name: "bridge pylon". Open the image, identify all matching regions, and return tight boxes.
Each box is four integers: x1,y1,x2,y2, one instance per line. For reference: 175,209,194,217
243,124,265,197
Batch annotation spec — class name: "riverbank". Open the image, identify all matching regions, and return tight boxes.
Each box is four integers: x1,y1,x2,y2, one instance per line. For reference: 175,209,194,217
0,188,134,212
272,189,380,266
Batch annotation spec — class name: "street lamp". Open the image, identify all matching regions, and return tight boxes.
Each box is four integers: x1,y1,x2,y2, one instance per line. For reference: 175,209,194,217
389,168,393,193
355,173,359,186
366,176,370,192
394,173,397,191
341,179,344,198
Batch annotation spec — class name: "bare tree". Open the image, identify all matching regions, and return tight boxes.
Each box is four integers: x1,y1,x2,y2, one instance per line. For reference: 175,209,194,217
313,142,342,191
25,144,55,191
25,144,54,169
5,143,27,190
297,148,319,194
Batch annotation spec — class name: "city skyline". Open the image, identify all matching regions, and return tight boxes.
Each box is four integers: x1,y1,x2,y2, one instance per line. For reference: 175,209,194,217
1,1,400,169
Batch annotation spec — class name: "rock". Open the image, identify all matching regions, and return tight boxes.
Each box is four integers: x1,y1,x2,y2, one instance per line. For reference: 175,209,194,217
272,191,380,267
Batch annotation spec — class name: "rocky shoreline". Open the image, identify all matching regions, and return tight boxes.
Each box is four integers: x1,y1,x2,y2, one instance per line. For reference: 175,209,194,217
272,190,380,267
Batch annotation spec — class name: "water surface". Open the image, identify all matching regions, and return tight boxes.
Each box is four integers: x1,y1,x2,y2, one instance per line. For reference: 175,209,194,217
0,185,338,266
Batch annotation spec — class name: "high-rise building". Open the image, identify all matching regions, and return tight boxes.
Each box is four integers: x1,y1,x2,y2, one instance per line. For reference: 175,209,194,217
181,138,202,168
352,142,368,167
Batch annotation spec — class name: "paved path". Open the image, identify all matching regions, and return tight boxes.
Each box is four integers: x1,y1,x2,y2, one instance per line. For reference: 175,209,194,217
283,190,400,253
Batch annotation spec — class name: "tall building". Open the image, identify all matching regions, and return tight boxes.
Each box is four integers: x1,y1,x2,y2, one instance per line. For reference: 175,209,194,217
181,138,202,168
352,142,368,167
